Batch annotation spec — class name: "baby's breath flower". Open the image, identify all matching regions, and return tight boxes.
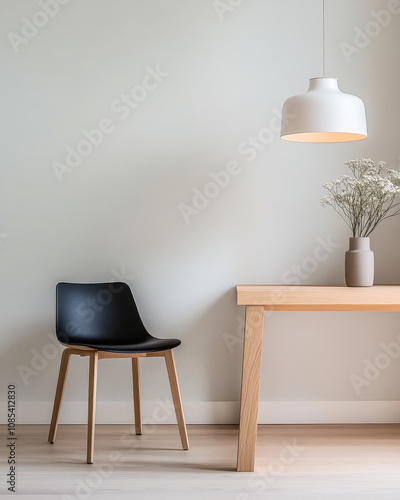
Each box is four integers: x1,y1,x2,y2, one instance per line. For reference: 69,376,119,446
321,159,400,237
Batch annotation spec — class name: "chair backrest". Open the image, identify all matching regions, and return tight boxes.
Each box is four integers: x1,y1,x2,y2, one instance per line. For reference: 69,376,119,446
56,282,150,345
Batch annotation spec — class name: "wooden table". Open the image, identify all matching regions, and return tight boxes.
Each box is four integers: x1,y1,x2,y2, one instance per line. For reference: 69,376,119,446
236,285,400,472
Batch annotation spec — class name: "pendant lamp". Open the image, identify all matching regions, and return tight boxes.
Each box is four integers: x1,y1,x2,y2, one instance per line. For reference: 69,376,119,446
280,1,367,143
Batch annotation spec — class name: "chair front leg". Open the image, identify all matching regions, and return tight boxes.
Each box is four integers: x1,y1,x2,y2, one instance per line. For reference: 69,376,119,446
132,357,142,435
87,351,98,464
48,348,73,444
164,350,189,450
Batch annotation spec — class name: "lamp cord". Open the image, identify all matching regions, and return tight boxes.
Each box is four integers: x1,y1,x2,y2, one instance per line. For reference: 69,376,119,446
323,0,325,76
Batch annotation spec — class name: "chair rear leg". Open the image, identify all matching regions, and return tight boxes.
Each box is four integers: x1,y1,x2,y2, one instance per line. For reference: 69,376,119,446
164,350,189,450
87,351,98,464
132,357,142,435
48,348,73,444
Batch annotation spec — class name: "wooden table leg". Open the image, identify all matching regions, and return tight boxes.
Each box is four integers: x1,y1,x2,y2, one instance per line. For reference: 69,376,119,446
237,305,264,472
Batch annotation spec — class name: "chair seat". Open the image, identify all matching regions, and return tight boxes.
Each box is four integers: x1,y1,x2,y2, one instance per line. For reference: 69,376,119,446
64,336,181,353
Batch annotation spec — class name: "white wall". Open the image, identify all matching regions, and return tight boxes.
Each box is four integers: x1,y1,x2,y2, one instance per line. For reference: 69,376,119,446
1,0,400,424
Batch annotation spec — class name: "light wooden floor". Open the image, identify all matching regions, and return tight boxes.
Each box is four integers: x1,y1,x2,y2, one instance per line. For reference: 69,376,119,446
3,424,400,499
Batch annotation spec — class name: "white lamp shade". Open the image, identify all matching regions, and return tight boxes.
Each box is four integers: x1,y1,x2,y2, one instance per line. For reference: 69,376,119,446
280,77,367,142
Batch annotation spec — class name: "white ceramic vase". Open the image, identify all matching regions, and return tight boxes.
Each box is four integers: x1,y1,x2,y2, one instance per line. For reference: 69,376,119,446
345,237,374,287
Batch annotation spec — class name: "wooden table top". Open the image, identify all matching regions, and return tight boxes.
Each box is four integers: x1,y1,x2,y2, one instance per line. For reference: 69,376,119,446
236,285,400,311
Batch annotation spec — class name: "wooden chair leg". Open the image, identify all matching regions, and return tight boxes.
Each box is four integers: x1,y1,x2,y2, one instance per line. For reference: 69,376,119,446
132,357,142,435
87,351,98,464
164,350,189,450
48,348,73,444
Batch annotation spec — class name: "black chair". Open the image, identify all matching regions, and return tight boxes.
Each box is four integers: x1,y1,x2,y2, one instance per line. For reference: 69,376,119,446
48,282,189,463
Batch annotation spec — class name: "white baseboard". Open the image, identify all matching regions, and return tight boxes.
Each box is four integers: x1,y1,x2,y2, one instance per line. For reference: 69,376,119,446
2,400,400,425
